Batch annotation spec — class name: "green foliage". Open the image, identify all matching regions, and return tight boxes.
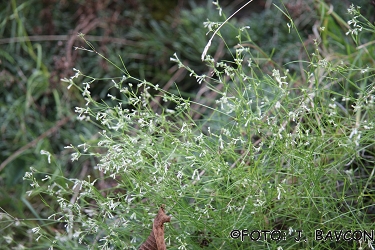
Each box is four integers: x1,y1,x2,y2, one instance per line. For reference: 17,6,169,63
2,0,375,249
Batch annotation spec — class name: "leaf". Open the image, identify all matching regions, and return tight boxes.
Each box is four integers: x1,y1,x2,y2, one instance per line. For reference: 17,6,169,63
139,205,171,250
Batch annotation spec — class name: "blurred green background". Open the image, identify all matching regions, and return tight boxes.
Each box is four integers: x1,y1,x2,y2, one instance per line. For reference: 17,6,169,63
1,0,374,248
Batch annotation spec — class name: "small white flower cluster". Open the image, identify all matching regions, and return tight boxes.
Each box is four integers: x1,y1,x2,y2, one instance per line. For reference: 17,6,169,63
170,53,185,69
61,68,81,89
203,20,223,33
30,226,43,242
346,5,363,36
215,92,236,114
272,69,289,88
23,167,39,193
328,98,337,116
212,1,222,16
317,59,329,68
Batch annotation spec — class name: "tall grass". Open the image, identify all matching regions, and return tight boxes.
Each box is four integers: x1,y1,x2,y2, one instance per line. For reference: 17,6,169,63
3,1,375,249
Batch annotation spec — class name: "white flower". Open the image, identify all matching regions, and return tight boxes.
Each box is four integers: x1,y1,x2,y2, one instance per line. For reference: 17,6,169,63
40,150,51,164
177,171,183,179
361,67,369,74
275,101,281,109
196,74,206,84
347,4,359,15
247,58,252,67
272,69,288,87
240,26,250,31
31,227,40,234
212,1,222,16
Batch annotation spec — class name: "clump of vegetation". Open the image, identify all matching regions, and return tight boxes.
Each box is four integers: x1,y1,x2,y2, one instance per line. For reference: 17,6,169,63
1,1,375,249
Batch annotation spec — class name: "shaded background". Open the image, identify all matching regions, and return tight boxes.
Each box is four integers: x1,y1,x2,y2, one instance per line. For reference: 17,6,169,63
0,0,374,247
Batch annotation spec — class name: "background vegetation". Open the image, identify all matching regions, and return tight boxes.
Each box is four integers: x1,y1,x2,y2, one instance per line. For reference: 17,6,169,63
1,0,375,249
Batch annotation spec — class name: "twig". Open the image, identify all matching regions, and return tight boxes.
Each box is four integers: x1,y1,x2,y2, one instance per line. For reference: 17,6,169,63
0,116,71,172
0,35,137,45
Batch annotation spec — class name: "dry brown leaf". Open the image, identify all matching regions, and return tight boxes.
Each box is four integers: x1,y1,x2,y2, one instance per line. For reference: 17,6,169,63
139,205,171,250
